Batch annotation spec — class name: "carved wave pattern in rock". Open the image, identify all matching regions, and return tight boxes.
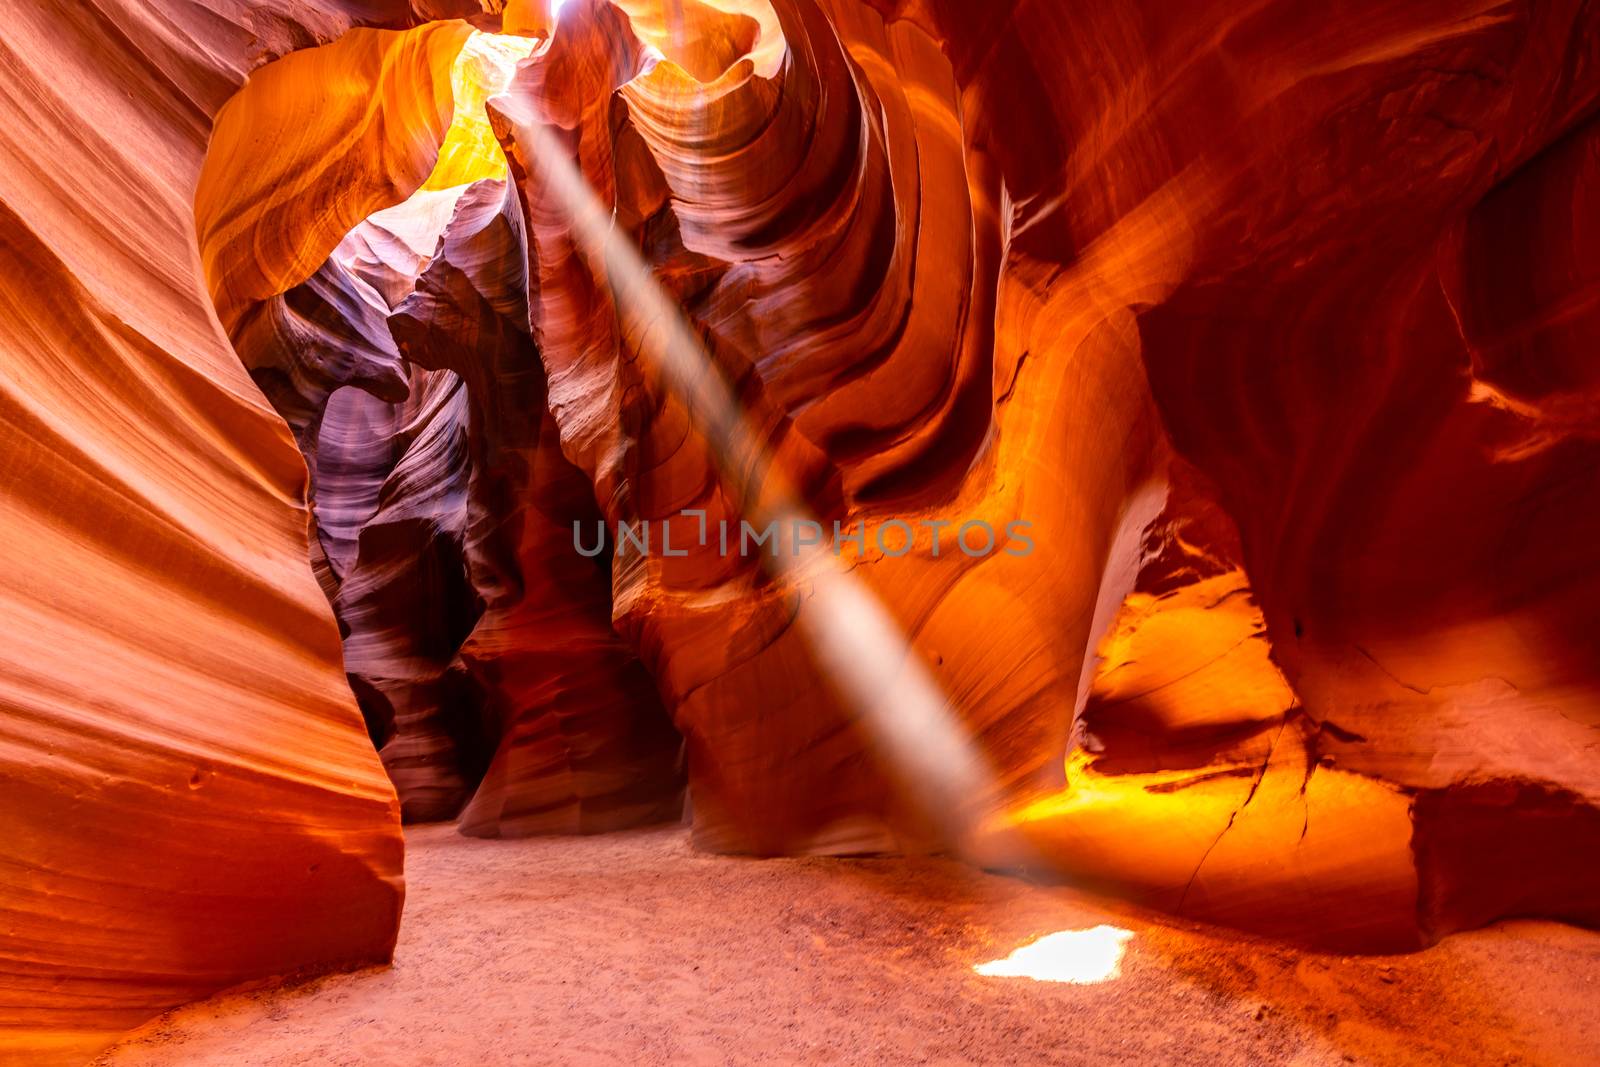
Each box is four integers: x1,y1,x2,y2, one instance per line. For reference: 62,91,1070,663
3,0,1599,1060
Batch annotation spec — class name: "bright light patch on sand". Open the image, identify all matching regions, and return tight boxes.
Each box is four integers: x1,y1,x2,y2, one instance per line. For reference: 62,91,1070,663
974,926,1133,984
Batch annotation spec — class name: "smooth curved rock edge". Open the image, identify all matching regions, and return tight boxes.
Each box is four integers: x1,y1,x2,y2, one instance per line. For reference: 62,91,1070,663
3,0,1599,1060
0,3,499,1064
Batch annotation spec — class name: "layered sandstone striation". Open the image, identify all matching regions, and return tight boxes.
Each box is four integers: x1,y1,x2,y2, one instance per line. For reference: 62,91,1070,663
2,0,1599,1059
0,3,496,1064
203,22,686,833
472,0,1600,950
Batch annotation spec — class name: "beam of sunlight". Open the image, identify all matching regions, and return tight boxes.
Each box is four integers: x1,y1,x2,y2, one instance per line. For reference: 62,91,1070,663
496,103,1034,865
973,926,1134,984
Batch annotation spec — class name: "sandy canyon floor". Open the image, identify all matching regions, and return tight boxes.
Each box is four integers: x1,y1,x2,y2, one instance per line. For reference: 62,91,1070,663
99,825,1599,1066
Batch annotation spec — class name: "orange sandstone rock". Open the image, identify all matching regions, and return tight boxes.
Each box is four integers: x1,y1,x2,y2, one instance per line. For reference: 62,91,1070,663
4,2,1600,1059
485,0,1600,948
0,3,490,1063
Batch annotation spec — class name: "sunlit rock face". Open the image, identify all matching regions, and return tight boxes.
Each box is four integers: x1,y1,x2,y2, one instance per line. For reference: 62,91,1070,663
475,0,1600,950
873,0,1600,949
2,0,1598,1057
490,0,1012,858
0,2,494,1063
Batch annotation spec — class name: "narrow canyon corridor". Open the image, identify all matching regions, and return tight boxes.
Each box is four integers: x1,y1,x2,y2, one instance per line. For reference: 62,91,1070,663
99,827,1600,1066
4,0,1600,1062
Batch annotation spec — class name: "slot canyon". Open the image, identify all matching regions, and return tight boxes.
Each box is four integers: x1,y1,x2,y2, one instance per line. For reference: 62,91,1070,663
1,0,1598,1063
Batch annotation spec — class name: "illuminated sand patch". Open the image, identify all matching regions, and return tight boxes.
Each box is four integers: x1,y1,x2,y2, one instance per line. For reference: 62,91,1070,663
974,926,1134,984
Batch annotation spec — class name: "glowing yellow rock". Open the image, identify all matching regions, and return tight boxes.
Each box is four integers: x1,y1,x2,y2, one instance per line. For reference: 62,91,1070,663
423,33,540,191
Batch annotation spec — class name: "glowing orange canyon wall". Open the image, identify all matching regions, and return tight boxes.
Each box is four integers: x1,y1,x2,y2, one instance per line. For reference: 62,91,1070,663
2,0,1598,1060
0,3,490,1062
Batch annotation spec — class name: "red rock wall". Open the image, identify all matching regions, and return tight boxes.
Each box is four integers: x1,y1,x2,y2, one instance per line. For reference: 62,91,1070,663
478,0,1600,948
0,3,489,1063
202,30,687,833
3,0,1599,1057
889,0,1600,946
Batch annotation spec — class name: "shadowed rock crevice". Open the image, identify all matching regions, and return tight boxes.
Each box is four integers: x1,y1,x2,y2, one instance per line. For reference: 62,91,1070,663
226,149,687,832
